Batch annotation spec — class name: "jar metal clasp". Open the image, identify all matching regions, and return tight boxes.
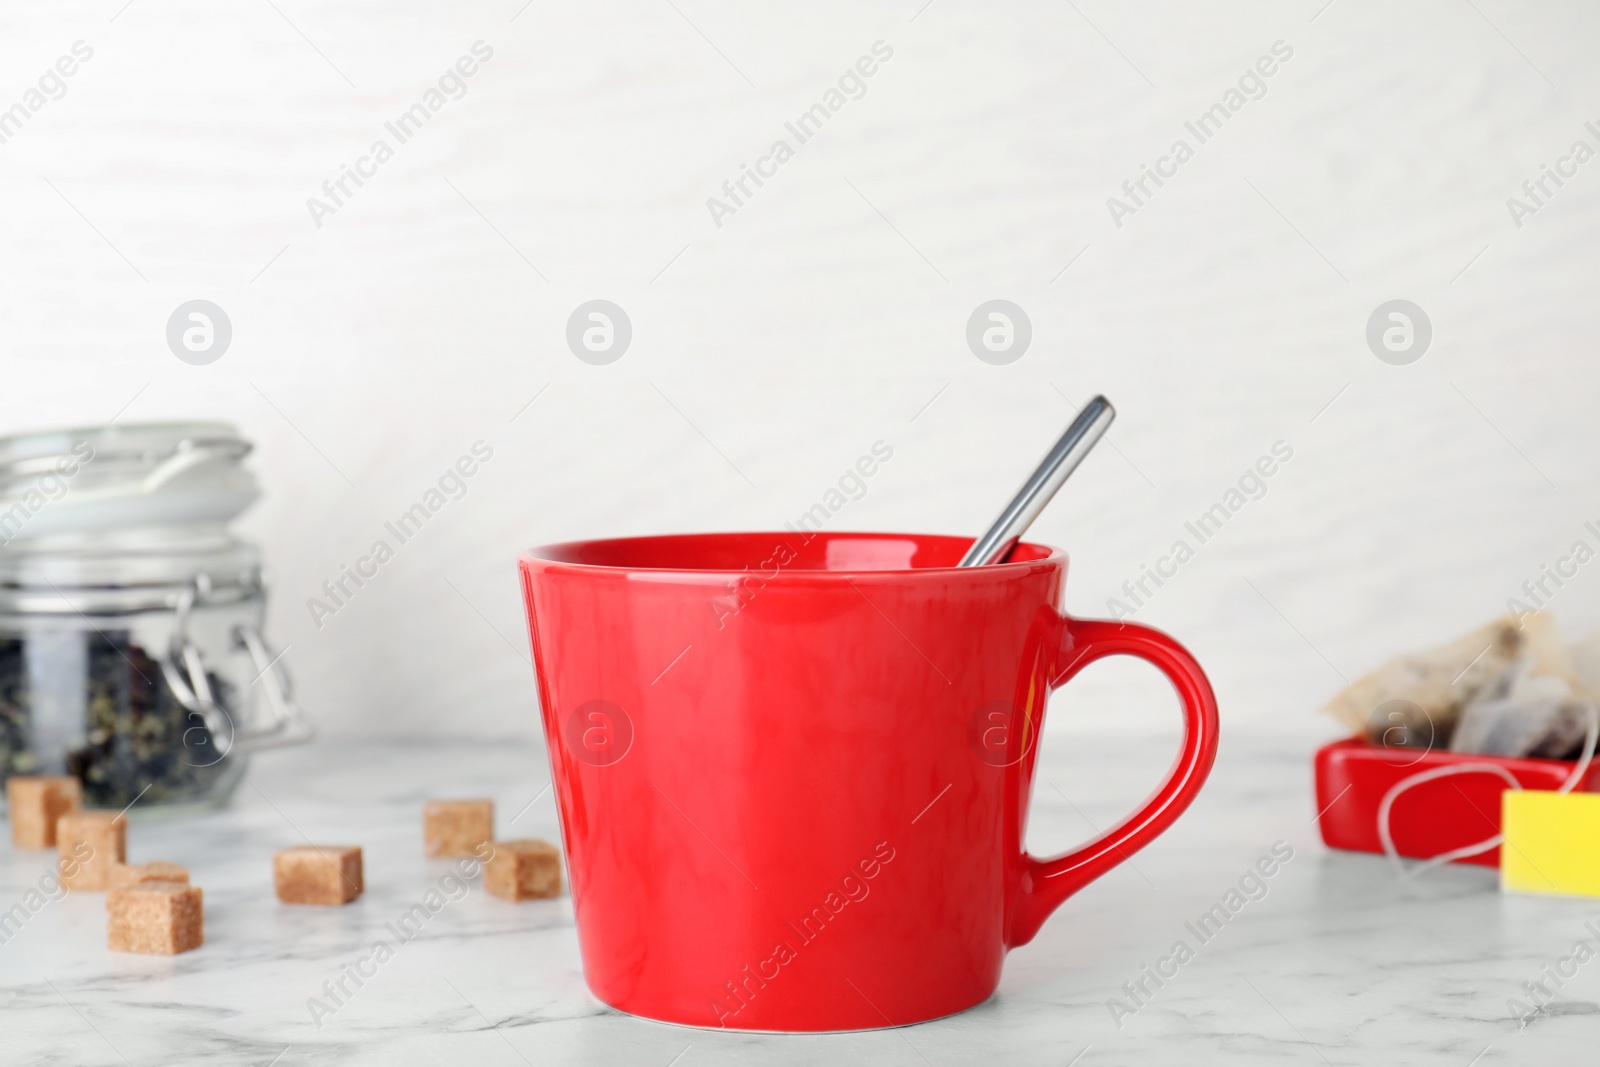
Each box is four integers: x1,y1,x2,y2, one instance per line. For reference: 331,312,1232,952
161,575,313,761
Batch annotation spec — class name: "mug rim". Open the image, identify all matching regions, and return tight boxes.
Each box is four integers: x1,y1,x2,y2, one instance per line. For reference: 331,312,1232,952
521,530,1065,578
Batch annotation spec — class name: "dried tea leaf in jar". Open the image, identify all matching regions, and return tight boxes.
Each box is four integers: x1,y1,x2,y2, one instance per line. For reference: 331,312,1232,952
64,636,234,807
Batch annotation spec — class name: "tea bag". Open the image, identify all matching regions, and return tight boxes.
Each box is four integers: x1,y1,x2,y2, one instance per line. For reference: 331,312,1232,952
1321,613,1574,747
1449,656,1596,760
1569,632,1600,702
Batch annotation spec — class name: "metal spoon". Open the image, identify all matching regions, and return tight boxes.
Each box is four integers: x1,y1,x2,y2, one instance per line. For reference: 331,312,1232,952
958,395,1115,567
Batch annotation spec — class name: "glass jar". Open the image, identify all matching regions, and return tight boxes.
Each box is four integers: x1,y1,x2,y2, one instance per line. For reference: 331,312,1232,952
0,422,309,814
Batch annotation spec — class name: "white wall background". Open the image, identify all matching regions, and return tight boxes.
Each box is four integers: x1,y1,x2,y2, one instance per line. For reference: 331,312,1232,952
3,0,1598,742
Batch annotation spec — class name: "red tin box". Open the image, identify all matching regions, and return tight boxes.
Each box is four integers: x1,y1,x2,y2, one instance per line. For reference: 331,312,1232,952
1313,738,1600,867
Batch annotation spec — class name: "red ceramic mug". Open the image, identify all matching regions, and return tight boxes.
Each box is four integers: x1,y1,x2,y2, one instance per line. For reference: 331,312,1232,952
519,531,1218,1032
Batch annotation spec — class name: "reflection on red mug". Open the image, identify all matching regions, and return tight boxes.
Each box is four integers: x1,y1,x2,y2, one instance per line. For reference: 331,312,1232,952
519,532,1219,1032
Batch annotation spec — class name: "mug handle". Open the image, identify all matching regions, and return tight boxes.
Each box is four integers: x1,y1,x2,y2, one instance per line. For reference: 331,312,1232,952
1006,616,1220,947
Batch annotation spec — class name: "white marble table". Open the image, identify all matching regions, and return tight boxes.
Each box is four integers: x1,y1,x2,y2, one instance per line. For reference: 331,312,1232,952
3,725,1596,1066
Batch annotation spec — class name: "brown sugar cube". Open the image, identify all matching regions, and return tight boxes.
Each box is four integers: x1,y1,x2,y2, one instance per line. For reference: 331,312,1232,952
107,882,203,955
424,799,494,857
483,839,562,902
7,776,82,848
57,811,127,890
274,846,363,905
110,861,190,890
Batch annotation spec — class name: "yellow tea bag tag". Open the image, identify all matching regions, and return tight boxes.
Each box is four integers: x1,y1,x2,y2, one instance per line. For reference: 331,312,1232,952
1501,790,1600,898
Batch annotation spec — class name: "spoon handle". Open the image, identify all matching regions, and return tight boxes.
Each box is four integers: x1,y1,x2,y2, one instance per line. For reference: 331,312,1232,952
958,395,1115,567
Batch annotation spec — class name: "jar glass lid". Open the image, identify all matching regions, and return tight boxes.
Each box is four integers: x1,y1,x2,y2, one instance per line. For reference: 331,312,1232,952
0,421,259,550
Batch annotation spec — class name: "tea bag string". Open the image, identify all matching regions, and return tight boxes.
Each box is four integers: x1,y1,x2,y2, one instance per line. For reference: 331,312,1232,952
1375,703,1599,880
